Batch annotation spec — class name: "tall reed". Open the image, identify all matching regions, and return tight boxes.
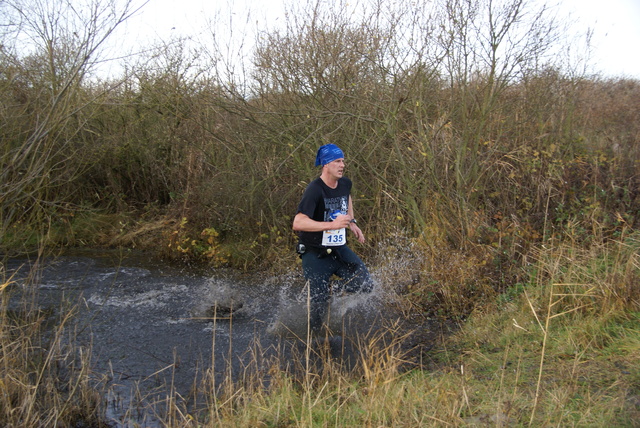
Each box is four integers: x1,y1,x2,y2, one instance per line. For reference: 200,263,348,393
0,266,108,426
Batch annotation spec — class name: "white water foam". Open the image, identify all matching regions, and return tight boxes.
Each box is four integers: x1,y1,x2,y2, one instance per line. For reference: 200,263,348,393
87,284,189,309
266,275,386,339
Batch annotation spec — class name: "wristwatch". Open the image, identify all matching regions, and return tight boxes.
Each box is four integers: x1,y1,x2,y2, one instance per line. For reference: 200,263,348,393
350,218,357,224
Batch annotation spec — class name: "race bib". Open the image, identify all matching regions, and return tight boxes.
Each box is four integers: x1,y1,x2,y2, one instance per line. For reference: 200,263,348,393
322,228,346,246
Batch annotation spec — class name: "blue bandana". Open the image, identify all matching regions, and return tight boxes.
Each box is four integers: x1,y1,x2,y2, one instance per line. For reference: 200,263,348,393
314,144,344,167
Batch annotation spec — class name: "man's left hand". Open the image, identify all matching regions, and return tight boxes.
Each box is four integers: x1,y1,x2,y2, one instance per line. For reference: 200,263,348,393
349,222,365,244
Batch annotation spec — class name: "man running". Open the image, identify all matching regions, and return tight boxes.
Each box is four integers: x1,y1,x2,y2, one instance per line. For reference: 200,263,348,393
293,144,373,332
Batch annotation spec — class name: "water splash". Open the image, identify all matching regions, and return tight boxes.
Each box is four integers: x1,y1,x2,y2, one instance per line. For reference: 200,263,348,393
266,274,387,340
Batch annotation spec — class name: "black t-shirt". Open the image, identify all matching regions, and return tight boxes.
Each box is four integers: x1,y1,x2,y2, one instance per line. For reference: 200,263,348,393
296,177,352,248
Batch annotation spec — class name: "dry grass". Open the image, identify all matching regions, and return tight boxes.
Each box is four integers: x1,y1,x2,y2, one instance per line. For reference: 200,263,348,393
0,273,109,427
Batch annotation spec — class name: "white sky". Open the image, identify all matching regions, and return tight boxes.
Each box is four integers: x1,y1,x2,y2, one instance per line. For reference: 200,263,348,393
558,0,640,78
112,0,640,79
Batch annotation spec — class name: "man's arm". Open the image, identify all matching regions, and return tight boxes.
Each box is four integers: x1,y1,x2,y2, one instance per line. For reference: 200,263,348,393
293,212,353,232
348,196,355,218
347,196,365,243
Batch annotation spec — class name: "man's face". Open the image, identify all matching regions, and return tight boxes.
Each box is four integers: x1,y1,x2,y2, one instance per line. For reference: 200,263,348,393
325,158,345,178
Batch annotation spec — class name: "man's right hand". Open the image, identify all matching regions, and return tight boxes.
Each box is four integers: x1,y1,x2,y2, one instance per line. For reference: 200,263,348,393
331,214,353,229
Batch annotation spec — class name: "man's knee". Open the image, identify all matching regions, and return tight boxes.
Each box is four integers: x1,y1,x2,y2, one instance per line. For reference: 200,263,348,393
343,267,374,293
306,275,331,303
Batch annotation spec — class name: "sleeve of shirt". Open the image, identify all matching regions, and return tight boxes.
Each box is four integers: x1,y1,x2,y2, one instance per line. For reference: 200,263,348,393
296,181,321,219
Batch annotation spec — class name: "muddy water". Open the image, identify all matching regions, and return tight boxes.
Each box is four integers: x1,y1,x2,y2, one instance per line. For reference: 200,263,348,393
4,249,440,427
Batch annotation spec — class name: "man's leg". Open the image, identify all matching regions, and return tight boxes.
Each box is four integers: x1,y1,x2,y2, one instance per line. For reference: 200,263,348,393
301,252,334,332
335,246,374,293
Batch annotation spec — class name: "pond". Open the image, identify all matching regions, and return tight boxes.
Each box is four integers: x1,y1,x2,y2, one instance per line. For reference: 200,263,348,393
4,249,442,427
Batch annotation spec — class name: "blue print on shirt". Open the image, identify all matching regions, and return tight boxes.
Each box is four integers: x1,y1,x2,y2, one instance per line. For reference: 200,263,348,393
324,196,348,222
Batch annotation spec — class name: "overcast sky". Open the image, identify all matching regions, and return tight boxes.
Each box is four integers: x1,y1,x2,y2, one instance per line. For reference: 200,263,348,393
114,0,640,79
558,0,640,78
